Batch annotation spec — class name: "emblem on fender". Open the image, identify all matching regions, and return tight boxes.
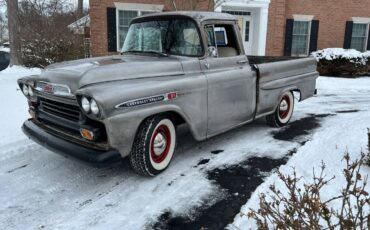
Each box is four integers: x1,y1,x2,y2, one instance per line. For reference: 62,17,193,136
116,92,178,109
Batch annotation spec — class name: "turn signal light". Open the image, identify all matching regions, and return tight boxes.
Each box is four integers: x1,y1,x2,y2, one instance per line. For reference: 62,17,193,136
80,128,94,141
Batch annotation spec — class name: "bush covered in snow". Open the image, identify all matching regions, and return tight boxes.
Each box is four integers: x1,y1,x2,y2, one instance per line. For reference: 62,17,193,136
22,38,84,68
312,48,370,77
246,152,370,229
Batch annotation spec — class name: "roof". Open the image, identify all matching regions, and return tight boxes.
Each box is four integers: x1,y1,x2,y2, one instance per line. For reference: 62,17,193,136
68,15,90,29
133,11,237,23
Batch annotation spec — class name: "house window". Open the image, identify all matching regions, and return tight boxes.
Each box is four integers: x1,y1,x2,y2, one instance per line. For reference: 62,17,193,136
350,23,369,52
291,21,311,56
117,10,153,51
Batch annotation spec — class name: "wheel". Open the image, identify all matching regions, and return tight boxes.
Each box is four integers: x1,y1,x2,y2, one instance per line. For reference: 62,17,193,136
129,115,176,176
266,91,294,127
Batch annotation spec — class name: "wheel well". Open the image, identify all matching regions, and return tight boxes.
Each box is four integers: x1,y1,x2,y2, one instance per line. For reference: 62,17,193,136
291,89,301,101
163,111,186,126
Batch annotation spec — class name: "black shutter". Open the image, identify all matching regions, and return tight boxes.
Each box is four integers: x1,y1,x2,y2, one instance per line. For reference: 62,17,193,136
309,20,319,53
343,21,353,49
107,7,117,52
284,19,294,56
367,26,370,50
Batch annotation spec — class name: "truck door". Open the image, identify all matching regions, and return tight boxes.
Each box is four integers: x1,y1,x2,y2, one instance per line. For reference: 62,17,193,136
201,23,257,136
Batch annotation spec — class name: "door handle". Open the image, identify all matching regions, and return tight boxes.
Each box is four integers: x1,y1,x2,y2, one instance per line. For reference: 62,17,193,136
237,60,247,64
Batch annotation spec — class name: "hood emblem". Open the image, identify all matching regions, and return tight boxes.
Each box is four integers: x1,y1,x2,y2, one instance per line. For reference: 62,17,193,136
35,81,73,97
43,84,54,93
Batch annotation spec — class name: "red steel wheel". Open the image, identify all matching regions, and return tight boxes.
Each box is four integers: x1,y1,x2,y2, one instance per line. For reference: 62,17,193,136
129,115,176,176
266,91,294,127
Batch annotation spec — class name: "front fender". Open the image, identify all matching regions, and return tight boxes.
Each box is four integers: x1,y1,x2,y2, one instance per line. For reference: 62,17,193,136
103,104,203,157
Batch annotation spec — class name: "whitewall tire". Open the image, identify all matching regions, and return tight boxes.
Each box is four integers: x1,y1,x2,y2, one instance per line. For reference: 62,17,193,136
129,115,176,176
266,91,294,127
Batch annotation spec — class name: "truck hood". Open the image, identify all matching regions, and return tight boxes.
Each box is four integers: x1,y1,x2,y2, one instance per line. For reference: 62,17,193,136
38,55,184,92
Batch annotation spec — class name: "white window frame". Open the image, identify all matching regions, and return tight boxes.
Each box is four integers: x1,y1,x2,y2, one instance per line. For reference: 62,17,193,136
114,3,163,52
351,18,370,52
291,20,311,57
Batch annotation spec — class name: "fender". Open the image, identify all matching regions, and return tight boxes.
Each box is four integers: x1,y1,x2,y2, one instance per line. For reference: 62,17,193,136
103,104,205,157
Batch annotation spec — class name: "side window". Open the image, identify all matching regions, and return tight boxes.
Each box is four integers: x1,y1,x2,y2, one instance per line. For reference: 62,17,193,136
204,24,240,58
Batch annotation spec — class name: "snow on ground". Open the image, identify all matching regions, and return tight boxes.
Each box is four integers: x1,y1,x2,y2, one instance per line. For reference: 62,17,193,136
0,66,40,147
0,66,369,229
230,77,370,229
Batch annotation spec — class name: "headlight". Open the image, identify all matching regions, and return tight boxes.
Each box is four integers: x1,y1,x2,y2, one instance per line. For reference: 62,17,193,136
90,99,100,115
28,85,34,97
81,97,90,113
22,84,29,96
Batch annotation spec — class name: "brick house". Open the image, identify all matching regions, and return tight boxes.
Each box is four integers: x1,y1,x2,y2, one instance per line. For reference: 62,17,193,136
89,0,370,57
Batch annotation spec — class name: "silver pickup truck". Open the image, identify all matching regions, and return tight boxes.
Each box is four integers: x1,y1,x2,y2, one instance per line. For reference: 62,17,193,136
18,12,318,176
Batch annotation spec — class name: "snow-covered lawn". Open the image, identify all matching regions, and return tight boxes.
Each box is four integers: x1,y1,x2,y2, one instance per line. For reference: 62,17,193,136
0,66,369,229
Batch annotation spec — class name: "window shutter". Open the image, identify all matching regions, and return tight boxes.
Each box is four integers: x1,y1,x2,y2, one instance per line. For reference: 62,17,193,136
309,20,319,54
107,7,117,52
367,26,370,50
284,19,294,56
343,21,353,49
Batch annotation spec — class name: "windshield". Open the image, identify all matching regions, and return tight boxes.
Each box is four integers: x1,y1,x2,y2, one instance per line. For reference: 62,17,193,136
122,19,203,57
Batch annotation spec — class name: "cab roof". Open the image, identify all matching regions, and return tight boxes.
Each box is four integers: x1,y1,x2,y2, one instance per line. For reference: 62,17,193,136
132,11,237,23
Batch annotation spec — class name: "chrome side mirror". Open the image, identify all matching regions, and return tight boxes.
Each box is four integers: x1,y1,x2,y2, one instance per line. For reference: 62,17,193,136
207,46,218,58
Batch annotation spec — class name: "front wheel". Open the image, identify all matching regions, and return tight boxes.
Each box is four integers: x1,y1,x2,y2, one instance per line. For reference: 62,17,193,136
129,115,176,176
266,91,294,127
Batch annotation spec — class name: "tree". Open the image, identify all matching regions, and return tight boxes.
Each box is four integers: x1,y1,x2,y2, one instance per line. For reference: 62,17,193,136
6,0,22,65
77,0,83,16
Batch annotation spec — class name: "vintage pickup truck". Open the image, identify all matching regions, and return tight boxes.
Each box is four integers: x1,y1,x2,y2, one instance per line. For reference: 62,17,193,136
18,12,318,176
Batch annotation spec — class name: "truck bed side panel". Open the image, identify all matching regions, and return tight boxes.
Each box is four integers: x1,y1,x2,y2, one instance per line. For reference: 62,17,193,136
255,57,318,117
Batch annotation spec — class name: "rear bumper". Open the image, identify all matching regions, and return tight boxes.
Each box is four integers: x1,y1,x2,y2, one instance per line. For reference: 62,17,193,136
22,119,121,164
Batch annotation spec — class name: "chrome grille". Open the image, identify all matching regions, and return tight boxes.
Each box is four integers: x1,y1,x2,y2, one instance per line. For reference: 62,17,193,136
39,98,80,122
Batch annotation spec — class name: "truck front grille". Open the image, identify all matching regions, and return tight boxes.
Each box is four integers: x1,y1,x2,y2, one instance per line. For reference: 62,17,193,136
39,97,81,122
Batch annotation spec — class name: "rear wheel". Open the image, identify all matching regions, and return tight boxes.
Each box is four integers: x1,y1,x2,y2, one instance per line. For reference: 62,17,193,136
129,115,176,176
266,91,294,127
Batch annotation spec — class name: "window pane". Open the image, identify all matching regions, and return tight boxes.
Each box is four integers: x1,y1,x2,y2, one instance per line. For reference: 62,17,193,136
350,23,367,51
118,10,139,50
245,21,250,42
291,21,310,56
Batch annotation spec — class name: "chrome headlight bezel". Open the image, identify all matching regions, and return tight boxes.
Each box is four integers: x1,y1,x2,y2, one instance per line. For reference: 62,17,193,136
90,99,100,115
81,97,91,113
22,84,29,96
28,85,34,97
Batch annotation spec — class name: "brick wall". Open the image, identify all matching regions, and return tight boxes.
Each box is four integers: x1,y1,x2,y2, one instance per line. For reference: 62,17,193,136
266,0,370,56
90,0,212,57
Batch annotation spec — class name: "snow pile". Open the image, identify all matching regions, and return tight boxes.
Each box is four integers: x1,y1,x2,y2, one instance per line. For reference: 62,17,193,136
0,47,10,53
312,48,369,65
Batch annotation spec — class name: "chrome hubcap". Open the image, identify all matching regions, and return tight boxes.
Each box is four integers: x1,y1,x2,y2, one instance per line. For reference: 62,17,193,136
153,133,167,156
280,99,288,112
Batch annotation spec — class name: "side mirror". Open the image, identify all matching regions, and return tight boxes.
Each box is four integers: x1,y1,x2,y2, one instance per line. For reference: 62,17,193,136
207,46,218,58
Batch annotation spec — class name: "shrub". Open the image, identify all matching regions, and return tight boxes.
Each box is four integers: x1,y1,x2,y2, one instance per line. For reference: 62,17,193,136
245,152,370,229
313,48,370,77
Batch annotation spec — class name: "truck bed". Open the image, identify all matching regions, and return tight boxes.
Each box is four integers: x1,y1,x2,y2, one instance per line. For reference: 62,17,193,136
251,56,319,118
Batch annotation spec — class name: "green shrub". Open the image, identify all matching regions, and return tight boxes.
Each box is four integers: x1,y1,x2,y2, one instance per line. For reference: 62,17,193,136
313,48,370,77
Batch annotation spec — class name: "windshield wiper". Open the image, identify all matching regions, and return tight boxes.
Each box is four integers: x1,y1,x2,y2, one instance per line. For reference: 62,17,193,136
122,50,168,57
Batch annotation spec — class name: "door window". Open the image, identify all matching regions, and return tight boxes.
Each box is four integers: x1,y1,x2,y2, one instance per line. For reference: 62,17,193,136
204,24,240,58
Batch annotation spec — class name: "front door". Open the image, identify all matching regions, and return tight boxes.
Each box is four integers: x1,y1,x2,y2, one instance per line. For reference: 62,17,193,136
201,23,257,136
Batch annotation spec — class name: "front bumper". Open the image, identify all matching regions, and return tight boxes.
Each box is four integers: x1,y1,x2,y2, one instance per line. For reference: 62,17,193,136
22,119,121,164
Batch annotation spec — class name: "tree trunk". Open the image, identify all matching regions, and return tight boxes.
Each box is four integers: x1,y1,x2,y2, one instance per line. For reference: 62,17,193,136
77,0,83,16
7,0,22,66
